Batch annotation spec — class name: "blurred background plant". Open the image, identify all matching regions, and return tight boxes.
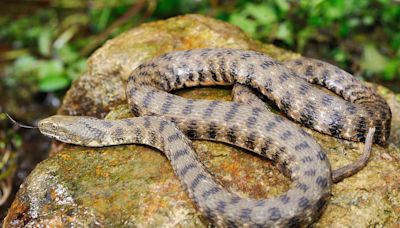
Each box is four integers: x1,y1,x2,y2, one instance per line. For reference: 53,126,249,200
0,0,399,222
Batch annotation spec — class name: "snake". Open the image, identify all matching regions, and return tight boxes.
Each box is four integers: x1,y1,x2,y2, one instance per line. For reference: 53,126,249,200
38,48,391,227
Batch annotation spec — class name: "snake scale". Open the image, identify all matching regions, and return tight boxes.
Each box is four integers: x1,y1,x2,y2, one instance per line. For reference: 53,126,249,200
39,48,391,227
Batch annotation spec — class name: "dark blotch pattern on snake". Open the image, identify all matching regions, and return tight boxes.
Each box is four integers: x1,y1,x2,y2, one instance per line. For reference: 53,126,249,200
39,48,391,227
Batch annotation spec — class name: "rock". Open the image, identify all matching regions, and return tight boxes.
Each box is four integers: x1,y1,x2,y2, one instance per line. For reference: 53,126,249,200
4,14,400,227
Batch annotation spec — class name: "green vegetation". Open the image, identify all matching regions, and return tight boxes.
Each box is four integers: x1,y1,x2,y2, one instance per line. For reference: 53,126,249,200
1,0,399,93
227,0,400,81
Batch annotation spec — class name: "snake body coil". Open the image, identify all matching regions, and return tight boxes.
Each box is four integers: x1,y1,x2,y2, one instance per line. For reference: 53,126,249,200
39,48,391,227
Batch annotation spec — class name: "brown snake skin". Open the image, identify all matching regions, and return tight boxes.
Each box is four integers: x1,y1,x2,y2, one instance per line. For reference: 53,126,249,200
39,48,391,227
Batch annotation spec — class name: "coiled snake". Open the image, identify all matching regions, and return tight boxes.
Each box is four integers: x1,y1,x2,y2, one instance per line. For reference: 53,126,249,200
39,48,391,227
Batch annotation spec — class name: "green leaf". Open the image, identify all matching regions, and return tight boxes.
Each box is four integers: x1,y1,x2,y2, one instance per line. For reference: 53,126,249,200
362,16,374,25
14,55,37,74
324,0,345,20
96,8,111,32
383,59,399,80
333,48,346,63
58,44,79,63
390,33,400,51
38,28,52,57
246,3,277,24
39,75,70,92
300,0,324,9
37,60,64,79
348,18,360,27
275,22,293,45
339,21,349,37
308,16,324,27
53,26,78,50
361,44,388,73
12,134,22,147
274,0,290,14
229,13,257,36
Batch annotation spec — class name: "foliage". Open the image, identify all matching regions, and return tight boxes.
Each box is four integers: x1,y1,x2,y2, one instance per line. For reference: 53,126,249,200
228,0,400,81
1,9,87,91
0,0,399,94
0,0,146,92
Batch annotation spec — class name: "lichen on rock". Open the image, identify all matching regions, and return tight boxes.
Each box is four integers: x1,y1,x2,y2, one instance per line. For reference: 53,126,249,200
4,14,400,227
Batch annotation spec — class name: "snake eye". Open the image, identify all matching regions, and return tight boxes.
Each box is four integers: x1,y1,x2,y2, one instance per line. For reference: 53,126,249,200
52,125,57,131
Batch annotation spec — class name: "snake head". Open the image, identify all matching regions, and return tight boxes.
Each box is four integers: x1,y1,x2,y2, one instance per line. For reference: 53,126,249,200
38,115,104,147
